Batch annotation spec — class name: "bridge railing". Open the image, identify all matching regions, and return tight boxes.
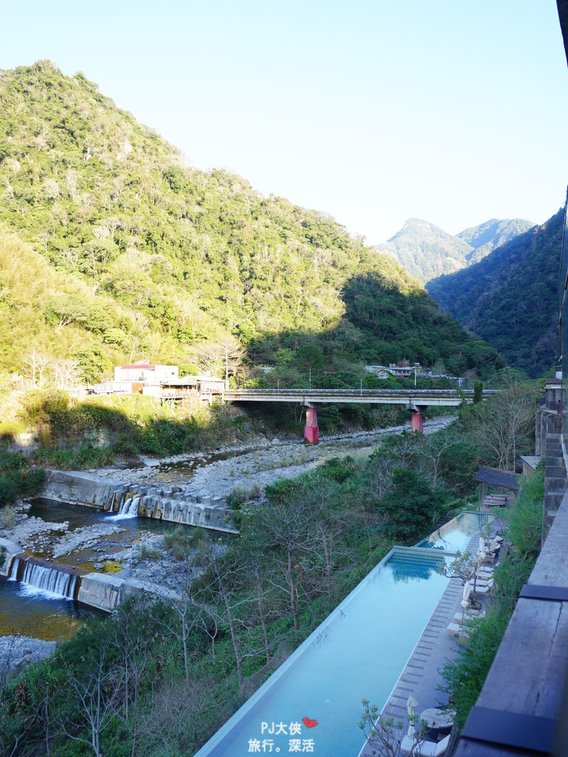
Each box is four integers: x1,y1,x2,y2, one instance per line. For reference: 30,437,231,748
226,388,498,396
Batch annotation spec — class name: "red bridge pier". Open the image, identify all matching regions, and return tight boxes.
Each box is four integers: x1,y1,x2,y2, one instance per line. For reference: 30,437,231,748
410,409,424,433
304,406,319,445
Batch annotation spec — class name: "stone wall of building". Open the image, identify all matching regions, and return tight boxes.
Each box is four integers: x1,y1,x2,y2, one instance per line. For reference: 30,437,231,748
542,380,567,535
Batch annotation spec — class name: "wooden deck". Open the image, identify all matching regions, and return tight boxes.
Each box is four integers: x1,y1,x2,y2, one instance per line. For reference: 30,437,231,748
454,489,568,755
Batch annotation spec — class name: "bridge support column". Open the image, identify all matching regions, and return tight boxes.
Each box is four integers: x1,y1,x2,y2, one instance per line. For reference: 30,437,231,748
304,406,319,445
410,410,424,433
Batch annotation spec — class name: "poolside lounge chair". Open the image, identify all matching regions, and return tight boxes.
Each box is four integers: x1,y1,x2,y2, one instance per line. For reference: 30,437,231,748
453,609,485,624
471,580,494,595
468,580,492,590
401,730,451,756
471,571,492,581
447,622,470,639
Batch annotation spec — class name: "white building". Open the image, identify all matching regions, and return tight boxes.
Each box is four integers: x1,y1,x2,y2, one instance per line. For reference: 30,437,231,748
93,360,225,400
113,360,178,384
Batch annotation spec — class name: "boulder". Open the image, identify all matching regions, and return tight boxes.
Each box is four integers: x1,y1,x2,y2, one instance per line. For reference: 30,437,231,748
0,636,56,682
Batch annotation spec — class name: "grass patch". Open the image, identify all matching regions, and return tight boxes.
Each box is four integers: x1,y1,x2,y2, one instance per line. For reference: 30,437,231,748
102,559,123,574
163,526,210,561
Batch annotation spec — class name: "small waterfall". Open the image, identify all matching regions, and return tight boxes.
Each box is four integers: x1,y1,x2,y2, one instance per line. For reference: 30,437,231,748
8,556,79,600
105,490,119,513
110,494,140,520
120,495,140,517
8,555,19,581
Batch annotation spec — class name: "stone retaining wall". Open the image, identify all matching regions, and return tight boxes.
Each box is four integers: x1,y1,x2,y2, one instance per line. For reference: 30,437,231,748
43,470,120,509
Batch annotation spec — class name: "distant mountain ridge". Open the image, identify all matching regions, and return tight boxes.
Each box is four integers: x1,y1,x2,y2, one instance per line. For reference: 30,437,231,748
426,210,564,377
380,219,471,283
458,218,536,264
378,216,534,283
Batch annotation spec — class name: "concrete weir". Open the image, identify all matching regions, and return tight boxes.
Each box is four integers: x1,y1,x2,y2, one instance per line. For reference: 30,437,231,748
0,537,24,576
77,573,148,612
0,541,167,613
42,470,238,534
0,471,238,613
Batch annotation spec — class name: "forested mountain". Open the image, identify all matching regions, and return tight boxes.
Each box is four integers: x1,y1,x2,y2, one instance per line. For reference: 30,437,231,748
0,61,502,383
380,216,533,284
427,210,564,377
457,218,534,264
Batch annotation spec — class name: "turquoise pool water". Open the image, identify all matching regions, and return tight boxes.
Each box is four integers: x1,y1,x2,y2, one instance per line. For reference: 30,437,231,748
196,511,491,756
416,511,491,553
195,549,450,757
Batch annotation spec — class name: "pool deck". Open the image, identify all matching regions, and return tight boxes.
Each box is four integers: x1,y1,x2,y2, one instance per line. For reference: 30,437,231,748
359,529,483,756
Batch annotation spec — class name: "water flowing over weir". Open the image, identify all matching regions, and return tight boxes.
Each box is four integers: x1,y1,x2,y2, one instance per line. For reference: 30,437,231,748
8,556,82,600
106,490,141,519
100,482,237,532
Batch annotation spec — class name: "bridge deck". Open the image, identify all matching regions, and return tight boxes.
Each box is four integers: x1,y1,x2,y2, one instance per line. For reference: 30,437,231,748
223,388,496,407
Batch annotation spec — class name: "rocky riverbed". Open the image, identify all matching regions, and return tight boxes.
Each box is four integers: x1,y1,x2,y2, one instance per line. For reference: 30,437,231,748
2,416,455,596
0,636,56,685
89,415,455,502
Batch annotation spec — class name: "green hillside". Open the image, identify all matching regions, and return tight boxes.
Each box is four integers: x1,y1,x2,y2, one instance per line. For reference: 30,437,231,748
427,210,563,377
0,61,501,384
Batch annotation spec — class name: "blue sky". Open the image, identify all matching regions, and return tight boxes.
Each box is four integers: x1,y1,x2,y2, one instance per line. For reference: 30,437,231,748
2,0,566,241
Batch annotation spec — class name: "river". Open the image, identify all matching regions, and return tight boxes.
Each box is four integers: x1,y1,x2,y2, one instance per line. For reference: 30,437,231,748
0,416,454,642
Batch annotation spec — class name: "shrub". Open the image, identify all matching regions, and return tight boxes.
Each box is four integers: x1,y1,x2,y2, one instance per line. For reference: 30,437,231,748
137,544,161,561
164,526,209,561
227,485,262,510
442,609,510,727
0,447,45,505
0,506,15,528
321,456,356,483
505,467,544,558
33,444,114,469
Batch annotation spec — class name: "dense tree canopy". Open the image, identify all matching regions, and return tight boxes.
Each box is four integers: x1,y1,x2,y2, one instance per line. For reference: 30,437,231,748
427,210,563,377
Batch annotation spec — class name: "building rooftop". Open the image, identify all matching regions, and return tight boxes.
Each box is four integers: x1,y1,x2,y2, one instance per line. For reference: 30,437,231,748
474,466,520,491
120,360,157,369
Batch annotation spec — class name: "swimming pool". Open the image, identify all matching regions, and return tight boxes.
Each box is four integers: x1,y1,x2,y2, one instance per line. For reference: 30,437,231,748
196,510,489,756
195,548,450,757
416,511,491,553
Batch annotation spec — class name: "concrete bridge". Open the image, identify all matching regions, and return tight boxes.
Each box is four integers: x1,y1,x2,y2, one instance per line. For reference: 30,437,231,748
224,388,497,443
